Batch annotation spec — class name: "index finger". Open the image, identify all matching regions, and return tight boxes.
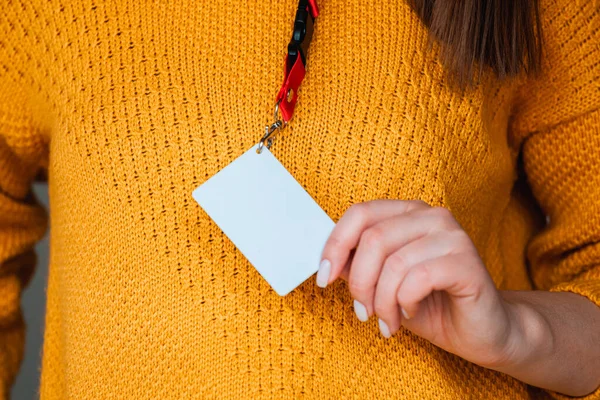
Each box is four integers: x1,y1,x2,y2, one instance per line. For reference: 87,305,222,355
316,199,427,288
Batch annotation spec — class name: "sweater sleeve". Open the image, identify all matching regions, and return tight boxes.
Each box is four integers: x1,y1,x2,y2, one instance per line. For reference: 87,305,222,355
0,9,50,399
523,109,600,307
511,1,600,398
0,120,48,400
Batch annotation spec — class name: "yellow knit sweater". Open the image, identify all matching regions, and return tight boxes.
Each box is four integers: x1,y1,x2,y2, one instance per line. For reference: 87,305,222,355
1,0,599,398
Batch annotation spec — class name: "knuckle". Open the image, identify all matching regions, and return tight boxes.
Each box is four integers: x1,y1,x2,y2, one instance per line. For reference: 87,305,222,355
430,207,458,228
396,285,410,307
397,267,430,305
412,199,429,208
449,230,472,247
322,235,343,258
326,235,343,249
413,264,431,283
431,206,453,219
373,297,388,316
348,278,371,298
385,252,410,275
346,203,368,222
396,288,405,305
360,227,384,249
445,230,476,256
408,264,431,285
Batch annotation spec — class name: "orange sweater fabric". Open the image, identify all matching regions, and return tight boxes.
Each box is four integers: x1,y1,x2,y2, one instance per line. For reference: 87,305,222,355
1,0,599,398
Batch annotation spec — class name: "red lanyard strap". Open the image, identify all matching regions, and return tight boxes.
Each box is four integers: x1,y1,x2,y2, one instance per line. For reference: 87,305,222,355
257,0,318,153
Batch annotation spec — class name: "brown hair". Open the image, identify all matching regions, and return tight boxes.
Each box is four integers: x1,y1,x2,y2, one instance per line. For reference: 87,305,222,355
408,0,543,85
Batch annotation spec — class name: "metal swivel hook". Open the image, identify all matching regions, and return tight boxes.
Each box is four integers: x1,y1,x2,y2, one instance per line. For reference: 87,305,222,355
257,100,286,154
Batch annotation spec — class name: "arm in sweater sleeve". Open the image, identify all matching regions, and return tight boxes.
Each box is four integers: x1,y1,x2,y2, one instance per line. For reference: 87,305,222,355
522,109,600,399
0,138,47,398
511,1,600,398
0,10,50,398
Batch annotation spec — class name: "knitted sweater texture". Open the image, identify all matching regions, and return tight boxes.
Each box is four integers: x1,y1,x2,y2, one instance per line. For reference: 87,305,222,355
1,0,599,398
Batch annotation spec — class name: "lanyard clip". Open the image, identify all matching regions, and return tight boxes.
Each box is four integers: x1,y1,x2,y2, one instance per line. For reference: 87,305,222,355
287,0,318,73
257,101,284,154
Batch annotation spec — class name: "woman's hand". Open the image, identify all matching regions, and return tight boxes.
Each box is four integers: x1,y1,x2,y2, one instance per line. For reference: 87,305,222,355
317,199,600,396
317,199,517,369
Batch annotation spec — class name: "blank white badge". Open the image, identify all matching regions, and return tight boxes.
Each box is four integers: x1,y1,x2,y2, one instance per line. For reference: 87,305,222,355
192,145,335,296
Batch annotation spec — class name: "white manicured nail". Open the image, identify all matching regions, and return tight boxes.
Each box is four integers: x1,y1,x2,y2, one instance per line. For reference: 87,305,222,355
401,308,411,320
353,300,369,322
378,319,391,338
316,259,331,288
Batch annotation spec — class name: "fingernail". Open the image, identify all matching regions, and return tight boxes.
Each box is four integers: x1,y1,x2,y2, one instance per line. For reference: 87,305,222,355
401,308,411,320
316,259,331,288
378,319,391,338
353,300,369,322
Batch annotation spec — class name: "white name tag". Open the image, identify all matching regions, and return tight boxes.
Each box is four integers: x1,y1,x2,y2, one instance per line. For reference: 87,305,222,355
192,145,335,296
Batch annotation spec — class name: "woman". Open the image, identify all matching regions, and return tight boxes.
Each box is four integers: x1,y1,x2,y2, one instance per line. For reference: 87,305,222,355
0,0,598,398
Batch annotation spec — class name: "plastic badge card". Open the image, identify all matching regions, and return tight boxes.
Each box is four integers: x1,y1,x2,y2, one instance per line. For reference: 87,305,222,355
192,145,335,296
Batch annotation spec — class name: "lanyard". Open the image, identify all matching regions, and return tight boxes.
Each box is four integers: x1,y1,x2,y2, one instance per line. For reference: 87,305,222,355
257,0,319,153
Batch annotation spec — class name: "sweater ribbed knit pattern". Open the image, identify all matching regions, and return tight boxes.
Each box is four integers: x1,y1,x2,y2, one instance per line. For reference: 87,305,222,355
1,0,599,398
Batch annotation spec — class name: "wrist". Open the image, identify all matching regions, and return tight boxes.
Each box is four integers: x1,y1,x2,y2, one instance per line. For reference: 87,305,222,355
488,291,555,373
